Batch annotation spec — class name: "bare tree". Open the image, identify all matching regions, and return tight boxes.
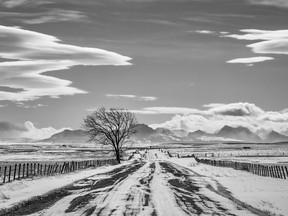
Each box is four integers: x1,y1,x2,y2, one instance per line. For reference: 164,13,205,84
82,107,137,163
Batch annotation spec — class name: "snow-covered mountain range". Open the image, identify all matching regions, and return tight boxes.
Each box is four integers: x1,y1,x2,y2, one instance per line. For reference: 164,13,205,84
1,123,287,144
35,124,288,144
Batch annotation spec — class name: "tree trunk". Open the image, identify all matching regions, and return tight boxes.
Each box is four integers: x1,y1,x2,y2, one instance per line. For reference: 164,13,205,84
115,150,121,164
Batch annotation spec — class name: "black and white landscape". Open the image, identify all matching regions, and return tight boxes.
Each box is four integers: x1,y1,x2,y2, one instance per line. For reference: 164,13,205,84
1,0,288,215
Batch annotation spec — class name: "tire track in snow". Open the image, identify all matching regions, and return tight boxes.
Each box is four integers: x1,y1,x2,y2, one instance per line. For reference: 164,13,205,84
65,161,146,214
94,161,157,216
28,160,157,216
206,182,272,216
150,161,188,216
159,162,238,216
1,161,144,216
169,161,272,216
124,162,157,216
1,151,273,216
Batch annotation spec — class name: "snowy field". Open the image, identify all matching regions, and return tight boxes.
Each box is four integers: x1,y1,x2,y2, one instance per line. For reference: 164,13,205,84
0,143,112,163
0,149,287,215
169,157,288,216
167,142,288,165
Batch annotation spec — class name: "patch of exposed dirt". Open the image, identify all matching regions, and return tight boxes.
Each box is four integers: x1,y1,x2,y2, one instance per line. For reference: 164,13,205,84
0,161,145,216
159,162,235,216
206,183,273,216
97,162,156,216
138,162,155,207
65,161,145,213
0,189,71,216
83,206,96,216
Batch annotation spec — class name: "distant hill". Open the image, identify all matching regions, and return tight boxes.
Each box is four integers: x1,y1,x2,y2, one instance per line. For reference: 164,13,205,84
216,125,262,143
265,130,288,143
132,124,180,144
187,130,212,140
155,127,174,136
40,129,88,144
172,129,189,137
36,124,288,145
133,124,156,138
40,124,180,145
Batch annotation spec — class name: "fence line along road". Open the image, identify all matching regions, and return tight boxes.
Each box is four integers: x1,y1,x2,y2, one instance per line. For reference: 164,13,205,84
194,157,288,180
0,159,117,184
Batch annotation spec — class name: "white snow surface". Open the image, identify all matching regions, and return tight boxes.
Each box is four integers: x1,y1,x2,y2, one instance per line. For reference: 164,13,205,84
0,162,130,209
169,157,288,216
0,150,287,216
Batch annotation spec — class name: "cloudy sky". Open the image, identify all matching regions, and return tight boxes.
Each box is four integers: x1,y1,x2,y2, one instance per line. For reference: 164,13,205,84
0,0,288,139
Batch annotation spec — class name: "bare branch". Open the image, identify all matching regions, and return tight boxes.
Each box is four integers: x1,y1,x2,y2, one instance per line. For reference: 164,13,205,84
82,107,137,163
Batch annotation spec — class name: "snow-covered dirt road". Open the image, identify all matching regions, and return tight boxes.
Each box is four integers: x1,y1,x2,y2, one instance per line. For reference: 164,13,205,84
0,151,280,216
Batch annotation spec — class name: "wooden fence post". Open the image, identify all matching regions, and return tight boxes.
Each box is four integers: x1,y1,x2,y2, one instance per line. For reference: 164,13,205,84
272,166,276,178
268,166,272,177
54,164,58,174
26,163,29,177
281,166,286,179
61,163,65,173
22,163,25,178
13,164,17,181
273,166,278,178
264,166,268,177
277,166,283,179
3,166,7,183
37,163,39,175
274,166,278,178
30,163,33,176
276,166,282,178
58,164,61,173
18,163,21,180
48,165,51,175
284,166,288,179
8,166,12,182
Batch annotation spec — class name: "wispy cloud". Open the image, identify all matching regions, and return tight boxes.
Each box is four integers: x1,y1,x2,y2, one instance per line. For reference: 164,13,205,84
15,102,46,109
106,94,136,99
0,25,131,102
224,29,288,54
147,102,288,137
130,107,200,114
0,0,51,8
194,30,215,34
248,0,288,8
133,103,265,116
21,9,87,24
0,1,87,25
105,94,157,101
202,103,226,108
227,56,274,65
140,96,157,101
223,29,288,64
